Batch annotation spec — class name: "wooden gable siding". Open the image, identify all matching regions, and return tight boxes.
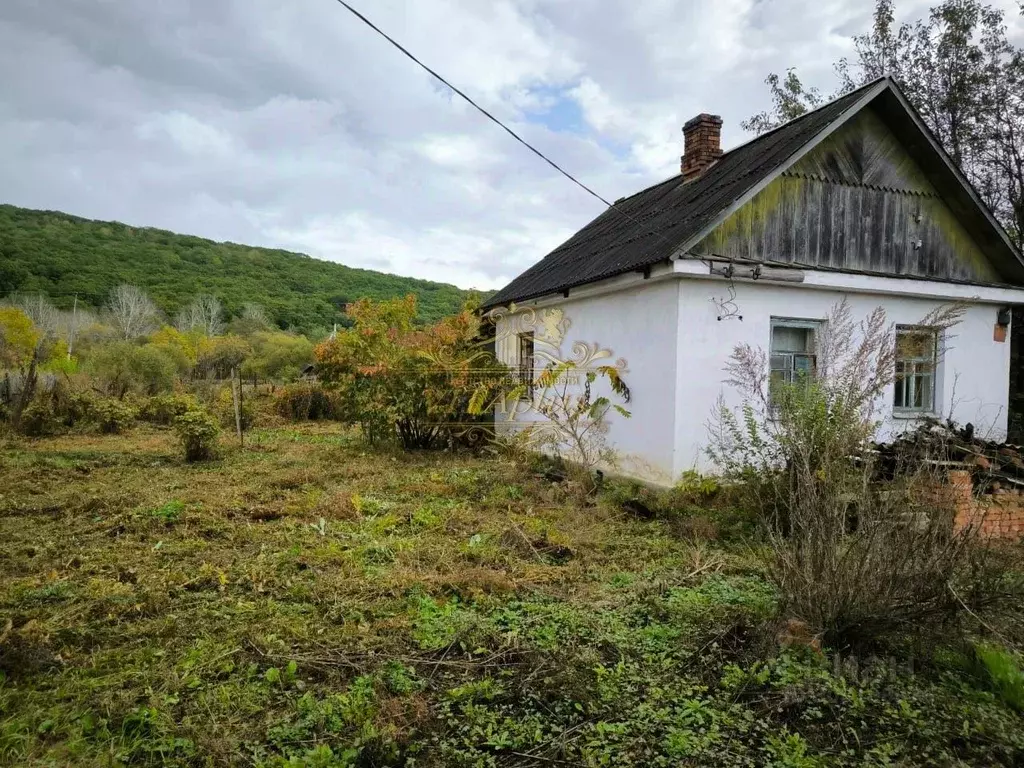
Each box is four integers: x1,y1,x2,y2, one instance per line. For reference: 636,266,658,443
692,108,999,282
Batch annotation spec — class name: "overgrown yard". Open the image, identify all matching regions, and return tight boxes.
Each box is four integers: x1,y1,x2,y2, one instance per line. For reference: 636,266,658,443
1,424,1022,767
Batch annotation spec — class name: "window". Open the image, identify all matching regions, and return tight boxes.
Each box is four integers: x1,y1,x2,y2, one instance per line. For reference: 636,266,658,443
518,332,535,399
894,326,938,413
769,319,820,404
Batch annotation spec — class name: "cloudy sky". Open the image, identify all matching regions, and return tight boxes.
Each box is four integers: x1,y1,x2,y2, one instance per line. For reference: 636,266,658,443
1,1,1021,291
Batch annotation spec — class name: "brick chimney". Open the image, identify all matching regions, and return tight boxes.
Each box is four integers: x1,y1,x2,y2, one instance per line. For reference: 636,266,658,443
680,113,723,181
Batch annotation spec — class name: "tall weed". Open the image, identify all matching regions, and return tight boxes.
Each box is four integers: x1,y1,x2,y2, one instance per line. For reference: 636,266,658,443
709,301,1011,649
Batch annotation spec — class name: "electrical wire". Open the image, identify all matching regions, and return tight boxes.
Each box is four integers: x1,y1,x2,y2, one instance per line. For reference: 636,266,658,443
330,0,731,285
331,0,615,208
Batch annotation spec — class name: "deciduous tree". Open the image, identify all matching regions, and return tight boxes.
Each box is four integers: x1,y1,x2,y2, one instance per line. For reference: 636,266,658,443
241,331,314,383
176,295,225,337
0,305,52,429
149,325,200,375
86,341,179,398
745,0,1024,247
107,284,160,341
315,295,504,448
8,293,59,337
57,301,95,358
0,307,38,369
196,335,251,379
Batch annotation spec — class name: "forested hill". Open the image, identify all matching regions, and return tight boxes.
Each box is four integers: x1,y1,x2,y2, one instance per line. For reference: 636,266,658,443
0,204,480,334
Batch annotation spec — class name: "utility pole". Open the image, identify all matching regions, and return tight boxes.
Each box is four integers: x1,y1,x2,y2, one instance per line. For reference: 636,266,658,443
68,295,78,359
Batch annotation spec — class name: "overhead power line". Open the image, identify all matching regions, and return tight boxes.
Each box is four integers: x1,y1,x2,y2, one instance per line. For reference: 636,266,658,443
330,0,718,279
330,0,615,207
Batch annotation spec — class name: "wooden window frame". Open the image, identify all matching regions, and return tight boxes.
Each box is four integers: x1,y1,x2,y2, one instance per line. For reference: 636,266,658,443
518,332,535,400
769,318,821,407
894,325,938,415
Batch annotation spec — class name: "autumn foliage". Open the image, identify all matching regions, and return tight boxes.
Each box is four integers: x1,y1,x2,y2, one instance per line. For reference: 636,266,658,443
314,295,506,449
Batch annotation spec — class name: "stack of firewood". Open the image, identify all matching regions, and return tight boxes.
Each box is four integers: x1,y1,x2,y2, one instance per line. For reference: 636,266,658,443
873,419,1024,494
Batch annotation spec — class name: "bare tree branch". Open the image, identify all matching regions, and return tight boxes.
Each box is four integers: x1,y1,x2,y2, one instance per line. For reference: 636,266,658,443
107,284,160,341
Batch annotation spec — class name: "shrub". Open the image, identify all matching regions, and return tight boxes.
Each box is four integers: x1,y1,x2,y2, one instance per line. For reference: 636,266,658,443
59,389,96,428
40,343,79,376
9,379,99,435
669,470,721,505
18,399,61,437
27,380,93,430
173,408,220,462
709,300,1009,650
314,295,507,449
246,386,283,427
89,397,136,434
85,341,178,397
526,361,632,494
128,344,179,395
83,342,134,398
138,393,198,426
275,383,340,421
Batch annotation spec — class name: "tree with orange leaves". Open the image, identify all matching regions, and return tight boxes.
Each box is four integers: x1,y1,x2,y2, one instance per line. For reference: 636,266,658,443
314,295,505,449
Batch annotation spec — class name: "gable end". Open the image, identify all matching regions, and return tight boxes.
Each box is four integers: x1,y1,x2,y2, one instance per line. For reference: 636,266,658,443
691,106,1002,283
686,81,1024,286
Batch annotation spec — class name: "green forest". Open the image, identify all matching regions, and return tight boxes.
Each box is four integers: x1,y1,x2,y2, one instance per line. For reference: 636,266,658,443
0,204,480,335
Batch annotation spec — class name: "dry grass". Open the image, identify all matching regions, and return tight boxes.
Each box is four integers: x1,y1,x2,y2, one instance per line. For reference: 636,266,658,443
0,423,709,766
4,424,1021,767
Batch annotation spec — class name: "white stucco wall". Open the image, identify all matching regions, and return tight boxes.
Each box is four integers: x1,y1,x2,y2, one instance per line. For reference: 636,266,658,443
496,268,1019,485
674,276,1013,474
494,279,680,483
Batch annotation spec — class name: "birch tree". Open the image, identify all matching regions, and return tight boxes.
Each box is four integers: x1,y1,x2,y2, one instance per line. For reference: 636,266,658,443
107,284,160,341
58,299,96,358
176,295,225,337
8,293,59,337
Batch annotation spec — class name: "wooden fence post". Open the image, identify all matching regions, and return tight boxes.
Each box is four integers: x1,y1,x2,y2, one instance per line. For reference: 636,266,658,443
231,367,243,446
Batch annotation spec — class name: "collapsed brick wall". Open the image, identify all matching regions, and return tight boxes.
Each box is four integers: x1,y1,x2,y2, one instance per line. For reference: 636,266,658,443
949,469,1024,540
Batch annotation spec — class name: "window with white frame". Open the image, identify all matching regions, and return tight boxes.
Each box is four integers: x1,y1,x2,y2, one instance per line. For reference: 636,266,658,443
518,332,535,399
769,318,820,405
894,326,938,413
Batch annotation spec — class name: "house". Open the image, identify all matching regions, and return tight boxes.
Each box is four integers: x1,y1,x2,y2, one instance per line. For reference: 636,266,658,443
483,76,1024,484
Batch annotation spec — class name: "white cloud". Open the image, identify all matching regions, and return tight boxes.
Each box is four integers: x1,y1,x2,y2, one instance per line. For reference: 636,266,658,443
3,0,1015,292
416,134,490,170
137,112,236,157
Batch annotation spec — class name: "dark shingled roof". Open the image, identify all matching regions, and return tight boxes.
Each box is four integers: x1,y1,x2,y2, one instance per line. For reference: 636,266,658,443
485,79,885,308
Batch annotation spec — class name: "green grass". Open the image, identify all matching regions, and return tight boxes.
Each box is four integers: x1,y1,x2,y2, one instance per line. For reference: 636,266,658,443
0,425,1022,766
